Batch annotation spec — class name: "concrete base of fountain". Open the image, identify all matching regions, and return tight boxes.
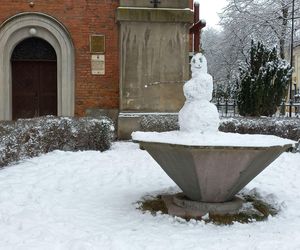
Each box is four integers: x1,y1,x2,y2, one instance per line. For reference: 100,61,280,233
139,190,277,223
162,193,244,218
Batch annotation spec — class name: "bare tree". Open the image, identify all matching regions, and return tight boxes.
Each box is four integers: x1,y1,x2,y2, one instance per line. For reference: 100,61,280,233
202,0,300,98
220,0,300,59
202,28,240,98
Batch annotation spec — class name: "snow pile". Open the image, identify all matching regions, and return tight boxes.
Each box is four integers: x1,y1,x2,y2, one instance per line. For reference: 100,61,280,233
0,142,300,249
132,131,295,147
179,53,220,133
0,116,114,168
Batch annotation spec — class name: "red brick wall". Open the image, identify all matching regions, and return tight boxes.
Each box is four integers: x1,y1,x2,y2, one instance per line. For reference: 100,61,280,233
0,0,120,116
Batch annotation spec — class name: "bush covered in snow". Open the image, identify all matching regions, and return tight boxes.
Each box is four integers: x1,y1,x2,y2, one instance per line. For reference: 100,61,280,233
140,115,179,132
220,117,300,141
220,117,300,152
237,41,292,117
0,121,14,137
0,116,114,167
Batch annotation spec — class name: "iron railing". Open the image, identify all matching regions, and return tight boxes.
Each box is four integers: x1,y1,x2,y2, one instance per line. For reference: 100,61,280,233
212,99,239,117
279,101,300,117
212,99,300,118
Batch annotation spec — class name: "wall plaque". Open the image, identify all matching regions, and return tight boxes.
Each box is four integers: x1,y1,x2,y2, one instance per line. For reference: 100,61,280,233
91,55,105,75
90,35,105,53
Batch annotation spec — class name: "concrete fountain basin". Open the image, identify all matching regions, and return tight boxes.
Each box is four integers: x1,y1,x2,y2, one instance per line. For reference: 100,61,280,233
134,136,293,203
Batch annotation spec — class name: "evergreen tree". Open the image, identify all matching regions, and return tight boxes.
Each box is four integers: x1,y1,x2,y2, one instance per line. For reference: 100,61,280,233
237,41,292,117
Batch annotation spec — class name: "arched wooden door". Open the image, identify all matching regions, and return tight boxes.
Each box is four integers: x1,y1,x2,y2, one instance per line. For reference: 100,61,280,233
11,37,57,120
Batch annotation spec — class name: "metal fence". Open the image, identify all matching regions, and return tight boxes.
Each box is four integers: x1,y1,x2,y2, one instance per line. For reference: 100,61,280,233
279,102,300,117
212,99,300,118
213,99,239,117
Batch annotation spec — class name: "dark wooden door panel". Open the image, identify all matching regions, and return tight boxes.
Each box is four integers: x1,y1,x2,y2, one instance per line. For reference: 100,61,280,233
12,61,39,119
12,61,57,119
12,96,36,119
39,61,57,116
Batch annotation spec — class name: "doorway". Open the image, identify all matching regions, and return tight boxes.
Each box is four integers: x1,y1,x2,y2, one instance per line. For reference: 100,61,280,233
11,37,57,120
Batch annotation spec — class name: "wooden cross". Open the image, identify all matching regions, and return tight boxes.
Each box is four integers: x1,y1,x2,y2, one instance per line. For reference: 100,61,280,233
190,2,206,53
150,0,161,8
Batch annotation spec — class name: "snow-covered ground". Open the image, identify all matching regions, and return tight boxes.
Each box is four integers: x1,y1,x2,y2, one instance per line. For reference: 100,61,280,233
0,142,300,250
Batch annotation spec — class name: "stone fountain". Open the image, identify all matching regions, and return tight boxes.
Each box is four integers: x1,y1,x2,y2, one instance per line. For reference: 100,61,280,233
132,53,294,217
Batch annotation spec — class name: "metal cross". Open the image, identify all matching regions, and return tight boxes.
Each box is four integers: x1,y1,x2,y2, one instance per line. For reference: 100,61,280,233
150,0,161,8
189,2,206,53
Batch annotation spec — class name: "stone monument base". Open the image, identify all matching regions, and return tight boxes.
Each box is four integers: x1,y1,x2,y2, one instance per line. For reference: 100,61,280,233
162,193,244,219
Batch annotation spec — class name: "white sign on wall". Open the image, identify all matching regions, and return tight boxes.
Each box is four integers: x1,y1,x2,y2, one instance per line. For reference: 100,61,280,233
91,55,105,75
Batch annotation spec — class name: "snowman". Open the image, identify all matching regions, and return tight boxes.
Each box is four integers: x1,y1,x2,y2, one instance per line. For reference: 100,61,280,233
178,53,220,133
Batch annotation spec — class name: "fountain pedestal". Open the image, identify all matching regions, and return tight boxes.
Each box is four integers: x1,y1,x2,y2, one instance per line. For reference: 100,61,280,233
162,194,244,218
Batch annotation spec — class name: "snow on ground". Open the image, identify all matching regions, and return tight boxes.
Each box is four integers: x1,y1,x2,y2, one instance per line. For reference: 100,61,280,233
0,142,300,250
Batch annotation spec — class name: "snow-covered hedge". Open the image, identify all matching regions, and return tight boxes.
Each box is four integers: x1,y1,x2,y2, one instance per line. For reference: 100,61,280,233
220,117,300,152
220,117,300,141
140,115,179,132
0,116,114,167
140,115,300,151
0,121,14,138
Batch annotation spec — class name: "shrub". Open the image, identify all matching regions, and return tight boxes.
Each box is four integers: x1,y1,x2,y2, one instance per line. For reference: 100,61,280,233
0,116,114,167
220,117,300,151
140,115,179,132
237,41,292,117
219,117,300,140
0,121,14,137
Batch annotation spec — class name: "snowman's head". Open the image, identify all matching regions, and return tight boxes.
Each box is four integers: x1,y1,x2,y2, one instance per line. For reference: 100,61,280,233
191,53,207,73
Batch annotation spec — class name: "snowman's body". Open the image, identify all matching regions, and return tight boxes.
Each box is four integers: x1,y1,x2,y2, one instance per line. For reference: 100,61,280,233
179,53,220,133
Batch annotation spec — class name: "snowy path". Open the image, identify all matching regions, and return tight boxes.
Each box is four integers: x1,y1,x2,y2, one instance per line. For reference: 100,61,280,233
0,142,300,250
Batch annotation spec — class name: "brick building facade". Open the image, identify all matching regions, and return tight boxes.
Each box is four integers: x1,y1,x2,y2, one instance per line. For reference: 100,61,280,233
0,0,194,137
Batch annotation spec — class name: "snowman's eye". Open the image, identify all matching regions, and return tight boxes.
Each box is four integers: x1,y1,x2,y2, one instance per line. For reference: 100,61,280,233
192,59,196,64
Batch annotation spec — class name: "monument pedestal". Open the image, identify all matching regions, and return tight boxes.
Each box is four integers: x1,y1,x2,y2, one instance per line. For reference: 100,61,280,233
117,1,193,139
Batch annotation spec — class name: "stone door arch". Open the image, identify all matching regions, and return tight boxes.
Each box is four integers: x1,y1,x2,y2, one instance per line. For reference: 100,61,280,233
0,12,75,120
